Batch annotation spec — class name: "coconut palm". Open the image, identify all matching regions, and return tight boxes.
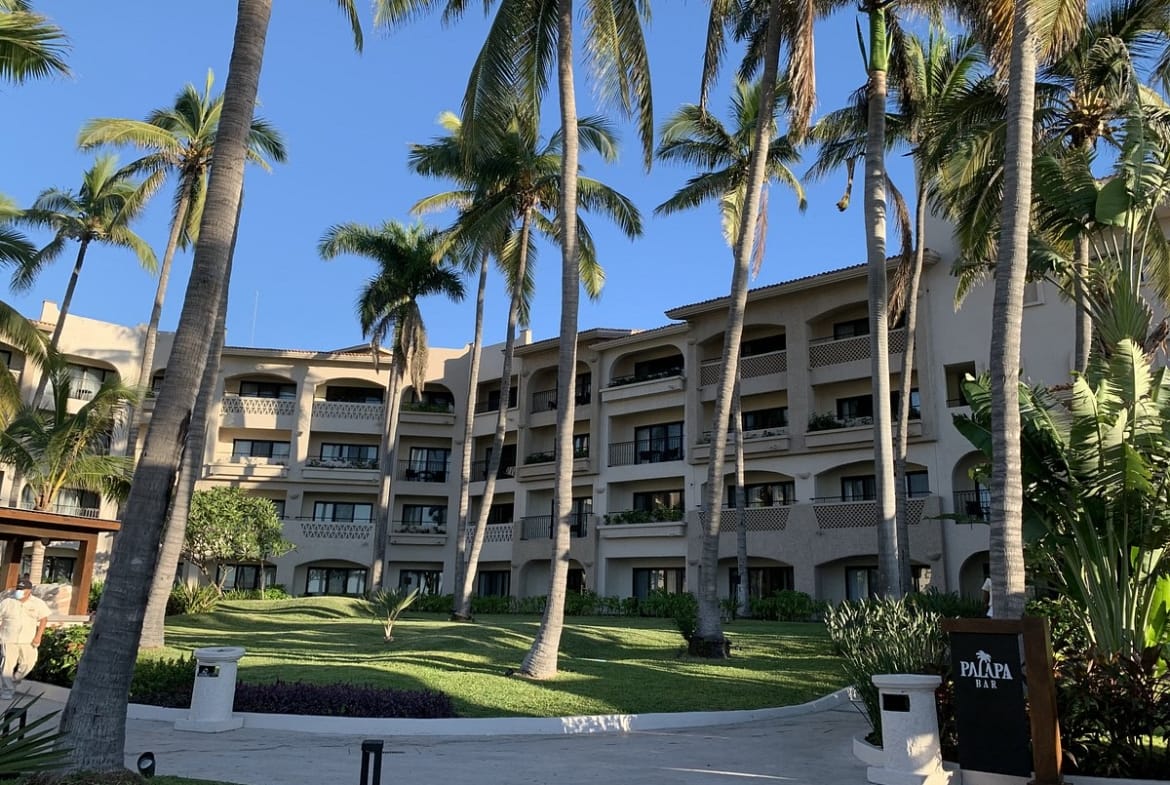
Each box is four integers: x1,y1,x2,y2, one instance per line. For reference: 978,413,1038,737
319,220,465,589
76,70,287,439
377,0,653,678
58,0,361,771
655,76,806,617
410,106,639,621
15,155,157,407
0,0,67,84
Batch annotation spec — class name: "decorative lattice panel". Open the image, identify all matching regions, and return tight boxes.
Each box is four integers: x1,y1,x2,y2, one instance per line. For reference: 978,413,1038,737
466,523,514,545
741,350,787,378
809,335,870,368
815,495,927,530
299,522,373,540
222,395,295,416
699,506,789,532
699,362,720,386
312,400,385,421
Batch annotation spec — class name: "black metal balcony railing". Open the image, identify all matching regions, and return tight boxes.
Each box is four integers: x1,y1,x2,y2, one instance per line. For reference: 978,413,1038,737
607,436,684,467
519,514,589,540
397,461,449,483
530,388,592,412
953,490,990,521
306,455,378,470
470,459,517,481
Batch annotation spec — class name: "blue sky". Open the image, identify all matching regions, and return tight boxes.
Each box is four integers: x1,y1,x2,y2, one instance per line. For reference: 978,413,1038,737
3,2,920,353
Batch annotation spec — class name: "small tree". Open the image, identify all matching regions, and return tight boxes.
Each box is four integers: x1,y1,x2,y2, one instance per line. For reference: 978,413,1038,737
183,487,292,592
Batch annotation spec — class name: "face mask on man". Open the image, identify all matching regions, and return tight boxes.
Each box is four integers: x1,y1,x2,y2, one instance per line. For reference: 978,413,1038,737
13,590,26,600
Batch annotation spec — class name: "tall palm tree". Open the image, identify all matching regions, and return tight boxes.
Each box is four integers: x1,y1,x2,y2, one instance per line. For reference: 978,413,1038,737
411,107,639,621
58,0,361,771
319,220,465,589
76,70,287,439
655,76,806,618
377,0,653,679
15,155,157,406
0,0,67,84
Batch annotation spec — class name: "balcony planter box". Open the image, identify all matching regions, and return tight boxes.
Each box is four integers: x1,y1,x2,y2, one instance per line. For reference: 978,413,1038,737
301,466,380,483
600,374,685,403
805,420,922,449
598,522,686,539
514,457,589,481
389,531,447,546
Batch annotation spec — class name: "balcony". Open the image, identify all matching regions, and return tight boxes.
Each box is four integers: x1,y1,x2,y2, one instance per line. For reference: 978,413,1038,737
600,368,685,404
693,505,791,532
389,520,447,546
599,508,686,539
699,349,787,386
302,455,381,483
395,461,449,483
953,490,989,522
608,437,684,467
295,519,374,540
22,503,101,519
400,400,456,427
808,328,906,384
519,514,589,540
691,427,789,462
469,460,516,482
221,394,296,430
207,453,289,479
311,400,385,434
804,415,923,449
465,522,514,545
811,495,927,529
513,449,590,481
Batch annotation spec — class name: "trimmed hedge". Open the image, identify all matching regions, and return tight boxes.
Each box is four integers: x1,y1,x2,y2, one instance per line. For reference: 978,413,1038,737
232,680,457,718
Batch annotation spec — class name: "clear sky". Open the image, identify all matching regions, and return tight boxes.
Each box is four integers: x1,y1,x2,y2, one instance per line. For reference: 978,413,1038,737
3,2,920,354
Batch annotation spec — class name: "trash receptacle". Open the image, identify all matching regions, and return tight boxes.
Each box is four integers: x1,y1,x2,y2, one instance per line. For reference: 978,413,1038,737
866,674,948,785
174,646,246,733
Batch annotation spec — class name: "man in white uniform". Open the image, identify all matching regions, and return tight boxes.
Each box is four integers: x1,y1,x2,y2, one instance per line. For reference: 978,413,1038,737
0,578,51,699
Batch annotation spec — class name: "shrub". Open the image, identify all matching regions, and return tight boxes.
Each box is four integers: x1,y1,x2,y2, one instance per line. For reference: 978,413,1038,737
167,584,221,616
222,585,290,601
87,582,103,614
907,588,986,620
363,587,421,641
129,655,196,708
513,595,547,614
565,590,599,616
232,680,457,718
410,592,455,614
469,595,512,614
823,597,948,747
750,590,820,622
28,626,90,687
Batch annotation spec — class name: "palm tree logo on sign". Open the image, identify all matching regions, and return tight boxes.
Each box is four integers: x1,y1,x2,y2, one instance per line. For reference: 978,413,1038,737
959,649,1015,690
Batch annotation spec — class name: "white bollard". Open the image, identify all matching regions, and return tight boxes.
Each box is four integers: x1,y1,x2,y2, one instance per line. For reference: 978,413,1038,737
174,646,246,733
866,674,949,785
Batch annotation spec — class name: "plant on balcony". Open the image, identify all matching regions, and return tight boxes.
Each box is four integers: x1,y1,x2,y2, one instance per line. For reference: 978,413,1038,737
401,400,454,413
806,411,845,431
307,457,378,470
524,450,555,465
607,367,683,388
604,506,684,525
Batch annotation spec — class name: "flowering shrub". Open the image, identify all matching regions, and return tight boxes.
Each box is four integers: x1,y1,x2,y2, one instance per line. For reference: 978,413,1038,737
28,625,90,686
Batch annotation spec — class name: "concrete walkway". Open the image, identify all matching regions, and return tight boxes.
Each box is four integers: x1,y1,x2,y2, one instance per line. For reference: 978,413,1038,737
119,705,871,785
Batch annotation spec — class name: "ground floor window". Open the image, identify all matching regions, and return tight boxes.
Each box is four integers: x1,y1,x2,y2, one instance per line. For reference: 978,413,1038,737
218,563,277,591
399,569,442,595
567,569,586,594
476,570,510,597
24,555,76,584
846,565,929,600
632,567,684,599
728,566,794,599
306,567,367,596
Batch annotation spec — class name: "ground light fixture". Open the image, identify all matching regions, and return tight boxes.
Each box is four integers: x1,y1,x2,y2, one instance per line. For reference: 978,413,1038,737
360,739,383,785
136,752,155,779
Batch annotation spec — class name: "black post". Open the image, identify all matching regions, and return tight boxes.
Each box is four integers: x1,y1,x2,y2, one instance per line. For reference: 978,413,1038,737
1,706,27,737
360,739,384,785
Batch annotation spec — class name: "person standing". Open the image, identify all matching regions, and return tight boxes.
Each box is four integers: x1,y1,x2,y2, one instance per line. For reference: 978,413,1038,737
0,578,51,699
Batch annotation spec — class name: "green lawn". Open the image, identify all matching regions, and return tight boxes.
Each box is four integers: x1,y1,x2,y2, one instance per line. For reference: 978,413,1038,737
159,597,846,718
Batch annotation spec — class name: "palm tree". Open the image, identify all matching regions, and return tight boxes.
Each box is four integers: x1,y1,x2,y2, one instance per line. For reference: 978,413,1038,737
377,0,653,679
655,77,806,618
0,0,67,84
319,220,465,589
15,155,157,406
58,0,361,771
410,107,639,621
76,70,287,441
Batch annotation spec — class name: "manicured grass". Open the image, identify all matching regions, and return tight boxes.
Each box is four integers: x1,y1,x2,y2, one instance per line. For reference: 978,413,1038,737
159,597,846,718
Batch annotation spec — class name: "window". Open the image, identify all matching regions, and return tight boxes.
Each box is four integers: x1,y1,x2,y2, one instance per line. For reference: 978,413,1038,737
66,364,113,400
567,569,587,594
476,570,510,597
632,567,685,599
891,389,921,420
571,497,592,534
741,334,786,356
841,475,877,501
318,443,378,468
232,439,291,464
325,386,383,404
149,373,165,396
833,318,869,339
410,388,454,411
572,433,589,458
401,504,447,532
728,566,793,599
1023,280,1043,305
306,567,366,596
727,481,795,507
217,563,277,591
484,386,518,411
574,373,592,405
742,407,787,430
0,349,11,368
407,447,450,481
482,444,517,479
485,503,514,525
634,421,684,463
847,565,929,600
239,380,296,400
56,489,100,517
40,556,75,584
836,395,874,421
632,355,683,381
398,569,442,595
906,471,930,498
266,499,286,518
944,362,977,407
632,490,684,512
312,502,373,523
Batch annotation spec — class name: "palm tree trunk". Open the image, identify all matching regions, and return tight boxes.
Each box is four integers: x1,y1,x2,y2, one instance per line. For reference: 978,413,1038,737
695,0,782,655
125,187,193,456
1073,233,1091,371
451,254,488,621
32,238,89,409
865,6,901,599
458,212,532,619
893,174,927,596
139,199,238,649
988,0,1036,620
58,0,270,769
732,377,749,618
521,0,579,680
